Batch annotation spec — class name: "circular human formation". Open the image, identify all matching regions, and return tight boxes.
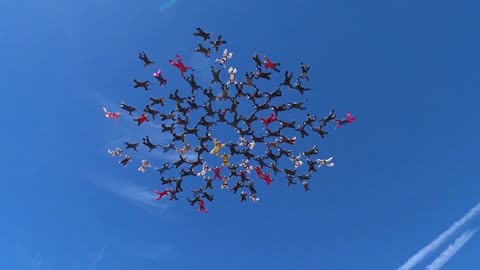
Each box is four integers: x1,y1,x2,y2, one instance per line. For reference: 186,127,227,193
103,27,356,213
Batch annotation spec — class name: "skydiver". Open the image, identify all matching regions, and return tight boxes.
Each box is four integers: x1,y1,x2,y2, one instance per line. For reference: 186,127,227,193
180,168,195,177
292,80,311,95
334,112,356,129
185,74,202,94
184,126,199,136
320,109,336,126
124,142,140,151
304,113,317,126
194,143,209,156
231,180,244,193
287,101,307,110
107,148,122,157
298,171,312,181
283,168,297,178
254,156,268,168
193,187,205,198
172,155,187,168
171,132,185,142
269,162,282,175
160,111,176,121
119,155,131,167
240,149,255,159
227,142,239,156
287,175,296,186
154,189,170,200
228,163,239,177
234,82,246,98
193,27,212,41
289,154,303,169
169,54,194,77
197,162,210,177
247,181,257,195
143,105,159,120
264,87,282,102
210,35,227,52
204,177,214,190
185,96,200,110
216,109,229,123
265,149,281,163
243,113,258,126
271,104,289,113
255,67,271,80
176,116,189,127
278,135,296,145
260,173,273,185
219,84,230,100
221,177,229,189
276,146,293,158
155,163,171,175
302,145,318,157
225,67,238,87
134,114,149,126
197,132,212,144
240,191,247,202
215,49,233,68
187,196,201,206
138,160,151,173
252,53,262,67
120,101,136,116
295,123,309,138
210,66,222,84
174,177,184,193
177,143,191,155
239,137,255,150
298,62,310,81
198,200,208,213
263,55,281,72
188,156,203,170
237,126,253,137
150,97,166,106
175,103,191,115
139,51,155,67
254,166,265,179
168,189,179,201
220,154,231,167
161,123,175,133
229,114,242,128
246,86,264,100
142,136,158,152
209,138,226,156
103,107,121,120
266,128,282,137
202,192,214,202
244,72,257,88
161,142,176,153
169,89,187,103
133,79,151,90
196,115,216,129
251,134,265,143
316,157,334,167
279,71,294,88
153,69,167,86
201,101,215,116
160,176,174,185
229,98,239,114
302,180,310,192
279,119,296,130
212,166,223,181
202,87,216,100
306,158,317,173
254,102,271,113
194,43,211,57
258,111,278,129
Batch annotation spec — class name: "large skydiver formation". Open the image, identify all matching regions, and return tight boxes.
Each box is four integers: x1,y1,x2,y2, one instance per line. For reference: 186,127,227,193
104,27,356,213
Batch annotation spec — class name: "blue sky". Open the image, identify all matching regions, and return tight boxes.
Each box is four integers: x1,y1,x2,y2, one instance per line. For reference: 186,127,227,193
0,0,479,269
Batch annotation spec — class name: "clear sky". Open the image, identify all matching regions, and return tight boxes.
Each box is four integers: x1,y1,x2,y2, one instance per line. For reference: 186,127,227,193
0,0,479,269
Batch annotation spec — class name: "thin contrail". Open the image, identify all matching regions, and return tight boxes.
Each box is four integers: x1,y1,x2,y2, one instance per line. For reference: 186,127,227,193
425,228,477,270
397,202,480,270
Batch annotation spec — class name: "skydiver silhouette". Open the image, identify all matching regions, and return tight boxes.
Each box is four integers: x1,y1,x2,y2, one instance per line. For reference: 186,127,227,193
149,97,166,106
194,43,211,57
193,27,212,41
124,142,139,151
210,66,222,84
133,79,151,90
143,105,159,120
120,101,136,116
210,35,227,52
139,51,155,67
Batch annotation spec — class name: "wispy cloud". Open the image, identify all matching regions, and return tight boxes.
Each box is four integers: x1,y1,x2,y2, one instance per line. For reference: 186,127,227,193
425,228,477,270
397,202,480,270
87,246,106,270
